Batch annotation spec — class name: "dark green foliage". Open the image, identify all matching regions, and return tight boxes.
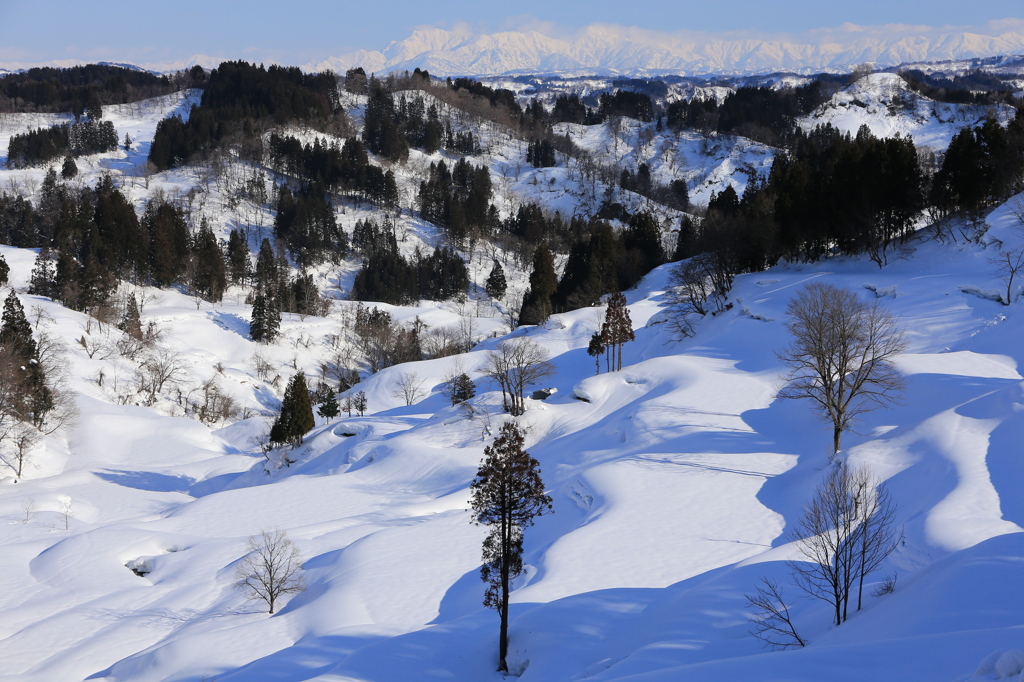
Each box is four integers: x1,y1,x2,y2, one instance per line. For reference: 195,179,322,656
901,68,1015,105
599,90,654,121
119,295,143,340
418,158,493,245
932,114,1024,221
526,138,557,167
485,260,507,300
673,216,697,261
352,390,367,416
549,94,602,125
344,67,368,94
446,372,476,405
314,381,340,419
363,80,409,162
520,244,557,325
587,332,604,374
470,421,552,672
450,78,522,118
149,61,342,170
250,291,280,343
0,253,8,287
273,182,346,266
28,248,56,297
270,372,315,447
0,291,52,426
226,228,250,284
0,63,175,115
350,219,468,304
8,119,119,168
61,155,78,179
144,200,189,286
189,223,227,303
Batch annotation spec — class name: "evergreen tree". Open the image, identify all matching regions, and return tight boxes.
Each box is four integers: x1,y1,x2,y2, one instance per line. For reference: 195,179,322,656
317,391,340,419
123,133,132,152
673,215,697,262
61,155,78,180
250,291,280,343
0,253,9,288
587,332,604,375
270,372,315,447
519,244,557,326
119,295,143,340
470,422,552,672
1,291,37,361
0,291,51,426
352,390,367,416
485,260,507,300
254,238,278,295
601,292,634,371
226,228,251,285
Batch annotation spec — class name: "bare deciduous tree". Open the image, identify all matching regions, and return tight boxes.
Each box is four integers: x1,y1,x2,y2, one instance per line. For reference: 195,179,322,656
665,253,730,338
745,577,805,650
777,282,906,455
392,371,426,406
990,247,1024,305
235,528,307,614
137,347,187,406
788,463,900,626
483,337,555,416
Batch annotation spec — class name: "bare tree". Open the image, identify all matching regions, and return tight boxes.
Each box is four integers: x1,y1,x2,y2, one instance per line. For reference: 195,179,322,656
235,528,307,614
392,371,426,406
665,253,730,338
137,347,187,405
990,247,1024,305
777,283,906,455
483,337,555,416
745,577,805,650
788,463,900,626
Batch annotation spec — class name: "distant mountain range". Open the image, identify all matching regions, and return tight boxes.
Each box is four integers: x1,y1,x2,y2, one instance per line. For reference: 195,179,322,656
3,22,1024,79
303,24,1024,77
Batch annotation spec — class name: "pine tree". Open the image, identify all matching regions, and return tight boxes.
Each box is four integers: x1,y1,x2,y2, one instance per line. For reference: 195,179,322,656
270,372,315,447
1,291,37,361
226,228,251,285
470,422,552,672
123,133,132,152
250,291,280,343
519,244,557,326
352,390,367,416
61,155,78,180
0,253,9,288
485,260,507,300
0,291,51,426
119,295,143,340
601,292,634,371
587,332,604,375
317,391,340,419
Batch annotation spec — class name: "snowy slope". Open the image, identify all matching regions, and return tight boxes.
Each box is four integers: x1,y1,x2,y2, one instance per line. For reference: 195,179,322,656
0,82,1022,682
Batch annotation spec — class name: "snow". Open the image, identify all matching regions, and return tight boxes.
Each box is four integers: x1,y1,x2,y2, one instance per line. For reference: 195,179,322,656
0,81,1022,682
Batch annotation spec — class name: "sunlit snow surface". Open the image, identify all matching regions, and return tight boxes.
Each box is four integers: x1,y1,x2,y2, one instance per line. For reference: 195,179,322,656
0,79,1021,681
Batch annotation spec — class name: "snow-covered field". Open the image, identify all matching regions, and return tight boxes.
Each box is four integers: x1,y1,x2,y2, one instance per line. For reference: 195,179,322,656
0,75,1022,682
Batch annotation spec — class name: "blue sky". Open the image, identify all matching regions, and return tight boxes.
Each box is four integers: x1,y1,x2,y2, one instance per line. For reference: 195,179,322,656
0,0,1021,66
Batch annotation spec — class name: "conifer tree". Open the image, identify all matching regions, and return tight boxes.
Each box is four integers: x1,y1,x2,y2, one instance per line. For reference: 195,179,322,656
249,292,280,343
601,292,634,371
61,155,78,180
270,372,315,447
119,295,143,340
485,260,507,300
352,390,367,416
519,245,557,326
587,332,604,375
0,253,9,288
470,422,552,672
0,291,51,426
317,391,340,419
226,228,251,285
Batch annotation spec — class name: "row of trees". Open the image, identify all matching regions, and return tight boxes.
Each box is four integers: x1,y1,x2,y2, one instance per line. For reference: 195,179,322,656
0,63,179,115
7,119,119,168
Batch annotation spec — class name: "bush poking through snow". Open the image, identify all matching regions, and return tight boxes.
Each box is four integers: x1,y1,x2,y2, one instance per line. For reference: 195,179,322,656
234,529,306,615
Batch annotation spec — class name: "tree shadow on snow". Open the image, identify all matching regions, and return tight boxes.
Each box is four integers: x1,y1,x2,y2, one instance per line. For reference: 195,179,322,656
94,469,195,493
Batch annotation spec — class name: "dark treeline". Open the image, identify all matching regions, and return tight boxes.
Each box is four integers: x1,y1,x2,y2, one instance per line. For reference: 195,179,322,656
518,211,666,324
0,171,227,311
350,217,469,304
7,119,118,168
266,133,398,211
0,64,182,115
418,158,494,245
273,183,348,267
671,110,1024,296
900,69,1016,105
149,61,345,170
666,82,831,146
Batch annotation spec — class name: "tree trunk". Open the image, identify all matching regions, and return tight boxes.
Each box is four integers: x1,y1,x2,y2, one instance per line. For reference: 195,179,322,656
498,515,510,671
833,425,842,455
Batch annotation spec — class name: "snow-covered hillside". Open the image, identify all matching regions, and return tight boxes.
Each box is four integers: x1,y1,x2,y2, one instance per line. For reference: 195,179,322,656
0,73,1023,682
